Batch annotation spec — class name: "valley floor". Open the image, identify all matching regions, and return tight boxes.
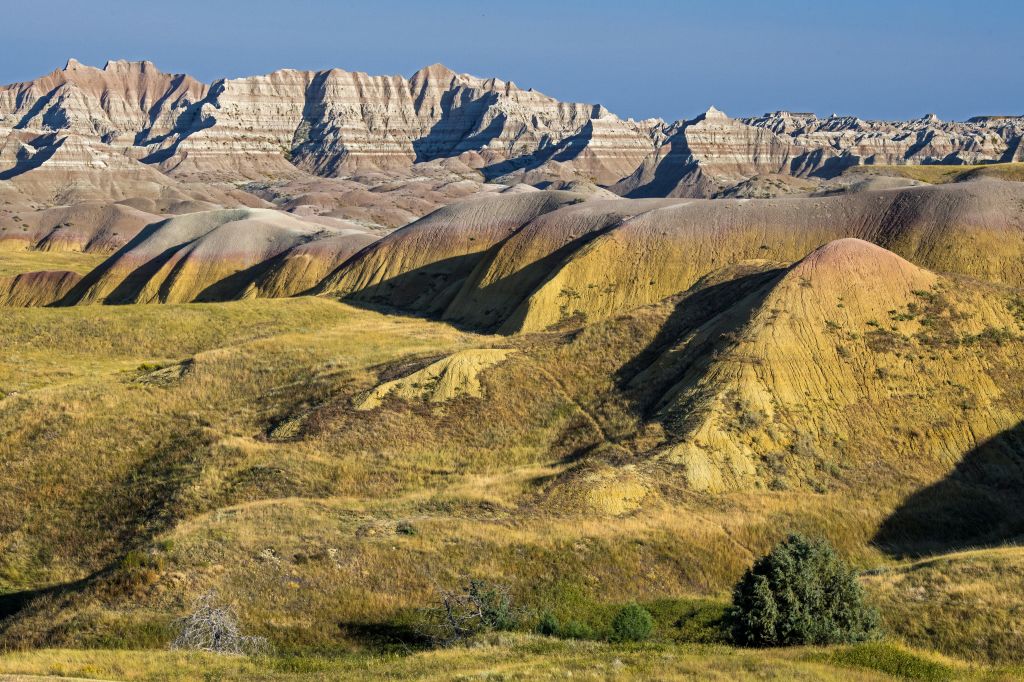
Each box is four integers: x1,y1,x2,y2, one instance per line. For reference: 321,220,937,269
0,638,1020,681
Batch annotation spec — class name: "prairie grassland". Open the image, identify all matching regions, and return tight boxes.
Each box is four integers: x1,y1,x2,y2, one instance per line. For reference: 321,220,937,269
0,249,108,277
0,637,1018,681
864,546,1024,663
0,282,1021,666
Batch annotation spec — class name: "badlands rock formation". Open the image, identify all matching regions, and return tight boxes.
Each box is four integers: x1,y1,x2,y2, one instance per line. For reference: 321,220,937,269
322,180,1024,332
3,59,1022,206
616,108,1024,198
59,208,381,304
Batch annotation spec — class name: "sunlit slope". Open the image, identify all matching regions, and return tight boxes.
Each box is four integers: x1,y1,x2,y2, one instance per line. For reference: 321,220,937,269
0,201,161,253
0,243,1021,662
322,181,1024,333
632,239,1023,498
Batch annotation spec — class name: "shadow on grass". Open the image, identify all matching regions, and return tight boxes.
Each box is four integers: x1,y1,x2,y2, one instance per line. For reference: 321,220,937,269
337,619,432,651
873,421,1024,558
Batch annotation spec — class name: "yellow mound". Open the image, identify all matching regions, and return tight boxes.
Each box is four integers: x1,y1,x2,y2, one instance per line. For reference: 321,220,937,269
643,238,1022,493
355,348,516,410
0,270,82,306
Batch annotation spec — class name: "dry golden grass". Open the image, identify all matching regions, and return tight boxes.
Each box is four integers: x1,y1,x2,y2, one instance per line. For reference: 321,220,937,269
1,637,1019,681
864,547,1024,663
0,259,1021,668
0,249,108,277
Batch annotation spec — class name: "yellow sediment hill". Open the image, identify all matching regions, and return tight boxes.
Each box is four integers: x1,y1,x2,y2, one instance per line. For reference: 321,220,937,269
0,270,82,306
322,182,1024,334
641,238,1023,493
61,208,380,304
355,348,516,410
315,191,584,313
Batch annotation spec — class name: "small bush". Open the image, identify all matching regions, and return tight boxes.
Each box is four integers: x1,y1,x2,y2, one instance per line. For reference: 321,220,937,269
558,619,596,640
727,534,878,646
537,611,559,636
536,611,596,640
611,603,653,642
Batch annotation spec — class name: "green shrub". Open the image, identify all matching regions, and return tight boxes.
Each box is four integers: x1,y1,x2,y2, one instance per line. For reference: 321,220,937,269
611,603,653,642
537,611,559,636
727,534,878,646
536,611,596,640
558,619,596,640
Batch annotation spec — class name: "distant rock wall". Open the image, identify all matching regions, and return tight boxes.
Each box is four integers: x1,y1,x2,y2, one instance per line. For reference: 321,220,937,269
1,59,1022,196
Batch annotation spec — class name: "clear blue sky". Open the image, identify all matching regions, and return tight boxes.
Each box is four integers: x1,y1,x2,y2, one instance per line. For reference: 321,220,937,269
3,0,1021,122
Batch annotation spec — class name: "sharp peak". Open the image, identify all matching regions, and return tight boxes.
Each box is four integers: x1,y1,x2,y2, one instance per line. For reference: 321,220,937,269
691,105,730,123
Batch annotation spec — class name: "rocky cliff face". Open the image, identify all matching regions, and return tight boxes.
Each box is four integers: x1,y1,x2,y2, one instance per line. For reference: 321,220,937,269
0,59,655,188
1,59,1022,200
617,107,1024,197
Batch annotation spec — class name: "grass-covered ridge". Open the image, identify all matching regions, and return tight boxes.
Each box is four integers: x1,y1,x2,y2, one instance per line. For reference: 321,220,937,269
0,249,108,277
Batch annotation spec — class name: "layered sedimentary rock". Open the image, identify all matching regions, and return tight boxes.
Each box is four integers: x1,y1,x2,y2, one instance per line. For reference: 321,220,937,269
0,59,656,191
617,107,1024,197
2,58,1022,206
321,180,1024,332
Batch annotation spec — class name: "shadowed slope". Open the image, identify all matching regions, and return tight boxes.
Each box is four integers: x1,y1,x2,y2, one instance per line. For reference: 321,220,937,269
873,421,1024,557
315,190,583,314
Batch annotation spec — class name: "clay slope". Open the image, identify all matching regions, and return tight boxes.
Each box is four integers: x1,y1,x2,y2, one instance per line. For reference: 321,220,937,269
0,201,161,253
315,190,585,314
60,208,380,304
627,238,1024,498
324,181,1024,332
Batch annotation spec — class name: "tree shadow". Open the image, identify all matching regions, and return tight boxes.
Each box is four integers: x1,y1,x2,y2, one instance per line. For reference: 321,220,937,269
336,619,431,651
872,421,1024,558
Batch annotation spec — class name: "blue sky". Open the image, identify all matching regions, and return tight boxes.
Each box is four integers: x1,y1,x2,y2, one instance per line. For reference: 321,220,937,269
3,0,1021,122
